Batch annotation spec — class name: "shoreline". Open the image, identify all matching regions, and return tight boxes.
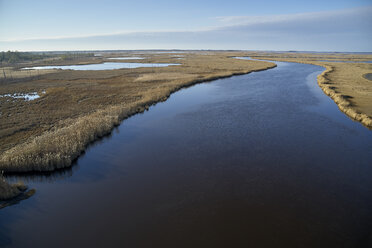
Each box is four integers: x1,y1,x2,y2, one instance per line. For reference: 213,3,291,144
316,66,372,129
1,51,371,199
363,73,372,81
0,179,26,200
248,56,372,129
0,60,276,175
0,178,35,206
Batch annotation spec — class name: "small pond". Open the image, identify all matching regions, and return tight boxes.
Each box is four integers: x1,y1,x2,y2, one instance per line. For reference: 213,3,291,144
23,62,180,71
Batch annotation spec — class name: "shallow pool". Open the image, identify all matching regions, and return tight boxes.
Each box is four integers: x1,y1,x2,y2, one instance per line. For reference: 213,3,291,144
23,62,180,70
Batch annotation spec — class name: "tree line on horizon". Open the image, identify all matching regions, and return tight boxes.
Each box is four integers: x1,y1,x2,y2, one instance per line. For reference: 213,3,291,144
0,51,94,64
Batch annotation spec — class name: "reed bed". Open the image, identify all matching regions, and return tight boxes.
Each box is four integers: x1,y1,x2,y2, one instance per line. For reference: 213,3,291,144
0,52,276,173
0,176,26,200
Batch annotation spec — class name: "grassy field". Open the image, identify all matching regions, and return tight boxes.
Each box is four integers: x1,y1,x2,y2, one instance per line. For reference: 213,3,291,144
0,52,276,175
245,52,372,129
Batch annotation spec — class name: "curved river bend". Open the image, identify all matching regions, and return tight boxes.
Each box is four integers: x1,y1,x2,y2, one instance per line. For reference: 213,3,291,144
1,61,372,248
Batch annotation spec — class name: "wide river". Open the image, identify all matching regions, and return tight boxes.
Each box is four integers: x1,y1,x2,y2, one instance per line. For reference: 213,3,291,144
1,60,372,248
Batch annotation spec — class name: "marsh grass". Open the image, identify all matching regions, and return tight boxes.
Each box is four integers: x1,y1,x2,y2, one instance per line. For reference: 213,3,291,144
0,174,27,200
0,103,139,171
316,64,372,128
0,52,276,172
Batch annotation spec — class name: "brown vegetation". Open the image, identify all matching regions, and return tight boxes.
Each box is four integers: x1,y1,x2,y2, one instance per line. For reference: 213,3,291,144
0,50,371,200
0,52,276,173
1,51,371,175
0,177,35,207
0,176,27,200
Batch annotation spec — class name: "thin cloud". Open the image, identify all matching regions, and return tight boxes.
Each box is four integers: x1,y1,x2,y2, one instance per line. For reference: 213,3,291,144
1,7,371,51
214,7,372,26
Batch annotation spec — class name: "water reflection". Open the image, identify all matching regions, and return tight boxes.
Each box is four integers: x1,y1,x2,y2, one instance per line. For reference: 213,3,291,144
5,165,78,183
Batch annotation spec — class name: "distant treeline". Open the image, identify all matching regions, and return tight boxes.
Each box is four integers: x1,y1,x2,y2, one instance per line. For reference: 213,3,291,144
0,51,94,64
0,51,51,64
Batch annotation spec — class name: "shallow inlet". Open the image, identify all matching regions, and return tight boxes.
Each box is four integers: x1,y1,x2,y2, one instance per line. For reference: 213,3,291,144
364,73,372,81
2,61,372,248
23,62,180,70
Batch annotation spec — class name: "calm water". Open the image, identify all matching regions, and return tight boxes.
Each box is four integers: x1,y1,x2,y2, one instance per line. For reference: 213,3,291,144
23,62,179,70
2,61,372,248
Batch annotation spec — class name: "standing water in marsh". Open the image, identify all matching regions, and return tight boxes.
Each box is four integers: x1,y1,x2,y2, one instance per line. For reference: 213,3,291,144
23,62,180,70
1,61,372,248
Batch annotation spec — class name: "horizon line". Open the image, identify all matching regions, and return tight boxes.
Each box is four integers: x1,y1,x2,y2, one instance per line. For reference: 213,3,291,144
1,49,372,54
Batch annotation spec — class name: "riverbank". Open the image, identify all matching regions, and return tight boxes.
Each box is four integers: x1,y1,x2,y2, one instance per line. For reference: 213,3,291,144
1,51,371,200
3,57,372,248
0,178,35,208
0,178,26,200
246,52,372,129
0,52,276,178
316,64,372,128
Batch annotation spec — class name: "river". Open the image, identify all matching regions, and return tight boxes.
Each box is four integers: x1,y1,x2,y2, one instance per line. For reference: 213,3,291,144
1,60,372,248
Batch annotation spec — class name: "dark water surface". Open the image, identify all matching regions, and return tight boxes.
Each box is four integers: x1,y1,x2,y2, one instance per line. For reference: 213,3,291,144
1,61,372,248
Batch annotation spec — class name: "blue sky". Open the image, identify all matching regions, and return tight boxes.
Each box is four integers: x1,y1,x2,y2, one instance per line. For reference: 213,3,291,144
0,0,371,51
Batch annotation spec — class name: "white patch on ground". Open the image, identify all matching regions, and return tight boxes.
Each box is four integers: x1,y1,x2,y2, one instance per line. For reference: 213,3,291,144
22,63,180,71
0,91,45,101
107,57,144,60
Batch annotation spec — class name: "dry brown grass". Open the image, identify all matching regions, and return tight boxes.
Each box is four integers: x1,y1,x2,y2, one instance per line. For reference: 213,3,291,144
0,52,276,172
246,51,372,62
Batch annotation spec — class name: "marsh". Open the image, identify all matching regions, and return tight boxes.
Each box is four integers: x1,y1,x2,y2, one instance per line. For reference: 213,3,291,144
1,60,372,248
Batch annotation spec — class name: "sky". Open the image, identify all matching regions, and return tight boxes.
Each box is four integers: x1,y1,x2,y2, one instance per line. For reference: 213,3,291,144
0,0,371,52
